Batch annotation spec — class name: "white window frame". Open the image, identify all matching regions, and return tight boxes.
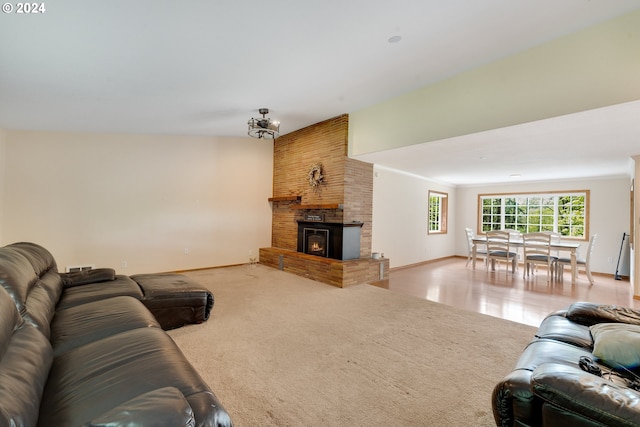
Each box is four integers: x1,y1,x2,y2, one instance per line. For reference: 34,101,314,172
478,190,589,240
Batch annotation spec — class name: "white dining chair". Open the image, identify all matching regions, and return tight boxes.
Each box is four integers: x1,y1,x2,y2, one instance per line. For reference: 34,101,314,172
465,227,487,267
486,230,519,273
542,231,562,254
544,231,562,275
556,234,597,285
522,232,556,282
506,229,526,266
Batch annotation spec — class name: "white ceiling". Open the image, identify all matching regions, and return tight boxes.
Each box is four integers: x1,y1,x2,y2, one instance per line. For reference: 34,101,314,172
356,100,640,185
1,0,639,185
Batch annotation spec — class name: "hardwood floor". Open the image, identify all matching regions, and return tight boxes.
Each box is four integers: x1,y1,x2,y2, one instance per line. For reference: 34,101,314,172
370,257,639,327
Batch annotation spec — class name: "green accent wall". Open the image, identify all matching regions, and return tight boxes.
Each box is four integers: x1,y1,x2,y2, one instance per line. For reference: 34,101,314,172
349,10,640,156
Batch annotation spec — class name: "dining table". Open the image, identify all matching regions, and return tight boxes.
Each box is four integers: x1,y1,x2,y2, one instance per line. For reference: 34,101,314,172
472,236,581,284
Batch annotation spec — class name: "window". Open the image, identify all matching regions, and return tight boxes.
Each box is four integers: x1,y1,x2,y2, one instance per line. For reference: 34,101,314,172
479,191,588,239
428,191,448,234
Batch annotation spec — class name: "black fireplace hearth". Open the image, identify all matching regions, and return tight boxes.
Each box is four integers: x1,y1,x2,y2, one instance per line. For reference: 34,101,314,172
297,221,363,260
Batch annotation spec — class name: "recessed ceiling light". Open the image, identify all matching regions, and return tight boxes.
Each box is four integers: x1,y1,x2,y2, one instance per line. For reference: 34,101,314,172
388,35,402,43
509,174,521,179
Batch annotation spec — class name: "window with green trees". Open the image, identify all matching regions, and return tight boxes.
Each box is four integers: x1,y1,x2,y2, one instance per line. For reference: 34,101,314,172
428,191,448,234
479,191,588,238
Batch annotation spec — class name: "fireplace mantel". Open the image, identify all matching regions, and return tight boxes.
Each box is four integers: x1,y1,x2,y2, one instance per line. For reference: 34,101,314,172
268,196,302,203
267,196,343,210
291,203,343,210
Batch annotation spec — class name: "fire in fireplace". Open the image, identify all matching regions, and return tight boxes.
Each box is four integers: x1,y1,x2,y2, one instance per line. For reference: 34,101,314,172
304,229,329,257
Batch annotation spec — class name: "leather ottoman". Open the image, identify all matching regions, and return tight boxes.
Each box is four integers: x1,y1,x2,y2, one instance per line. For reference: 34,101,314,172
130,273,214,330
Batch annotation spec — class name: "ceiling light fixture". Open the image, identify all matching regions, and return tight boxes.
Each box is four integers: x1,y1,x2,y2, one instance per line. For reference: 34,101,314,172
247,108,280,140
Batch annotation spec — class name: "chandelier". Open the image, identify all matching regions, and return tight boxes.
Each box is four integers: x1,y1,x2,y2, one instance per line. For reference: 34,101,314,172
247,108,280,140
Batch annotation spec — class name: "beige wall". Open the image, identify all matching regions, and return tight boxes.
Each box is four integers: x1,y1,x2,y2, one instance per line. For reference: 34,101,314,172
1,130,274,274
350,10,640,156
372,167,456,268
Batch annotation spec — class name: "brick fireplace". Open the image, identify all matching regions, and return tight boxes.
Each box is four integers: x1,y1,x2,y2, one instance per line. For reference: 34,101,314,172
259,115,389,287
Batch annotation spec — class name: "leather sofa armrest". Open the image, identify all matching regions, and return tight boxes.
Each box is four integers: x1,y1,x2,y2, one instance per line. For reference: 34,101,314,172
80,387,195,427
492,368,537,427
60,268,116,288
532,363,640,426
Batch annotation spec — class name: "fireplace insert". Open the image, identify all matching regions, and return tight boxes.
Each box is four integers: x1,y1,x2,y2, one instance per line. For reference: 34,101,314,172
304,228,329,257
297,221,363,260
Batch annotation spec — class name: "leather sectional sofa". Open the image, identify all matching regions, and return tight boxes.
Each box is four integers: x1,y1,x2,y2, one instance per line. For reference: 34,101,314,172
493,301,640,426
0,242,232,427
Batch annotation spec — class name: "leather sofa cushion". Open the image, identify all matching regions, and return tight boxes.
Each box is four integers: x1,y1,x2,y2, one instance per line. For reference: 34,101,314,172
23,271,64,338
532,363,640,427
0,247,39,315
39,327,225,427
57,275,143,309
536,313,593,348
51,296,161,356
0,322,53,427
0,244,63,338
514,339,593,372
5,242,59,277
81,387,195,427
0,286,53,427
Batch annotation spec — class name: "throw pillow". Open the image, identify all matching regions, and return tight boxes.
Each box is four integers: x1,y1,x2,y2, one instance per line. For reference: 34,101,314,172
61,268,116,288
590,323,640,369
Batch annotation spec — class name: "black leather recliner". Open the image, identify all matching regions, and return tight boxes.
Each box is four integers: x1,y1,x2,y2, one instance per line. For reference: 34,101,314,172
493,302,640,427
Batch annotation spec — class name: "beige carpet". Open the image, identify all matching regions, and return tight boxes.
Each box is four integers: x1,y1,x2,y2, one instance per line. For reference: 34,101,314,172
168,265,536,427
